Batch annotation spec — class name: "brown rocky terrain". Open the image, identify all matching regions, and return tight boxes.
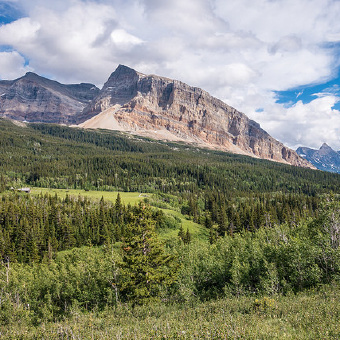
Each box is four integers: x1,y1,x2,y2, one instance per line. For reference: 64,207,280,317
79,65,314,168
0,72,99,124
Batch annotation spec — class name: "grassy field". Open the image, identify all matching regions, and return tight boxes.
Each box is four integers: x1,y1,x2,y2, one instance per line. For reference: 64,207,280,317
1,283,339,339
159,208,208,241
30,187,146,205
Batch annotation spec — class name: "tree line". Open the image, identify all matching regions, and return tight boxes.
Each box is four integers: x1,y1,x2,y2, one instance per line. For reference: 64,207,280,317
0,192,175,264
1,120,339,198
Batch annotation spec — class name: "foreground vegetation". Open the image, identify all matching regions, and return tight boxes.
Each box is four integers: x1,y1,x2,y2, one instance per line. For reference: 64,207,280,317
1,284,339,339
1,194,339,338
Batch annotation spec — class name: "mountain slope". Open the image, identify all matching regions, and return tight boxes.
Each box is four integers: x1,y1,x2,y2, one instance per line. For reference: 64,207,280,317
0,66,313,168
1,119,338,197
0,72,99,124
297,143,340,173
78,65,313,168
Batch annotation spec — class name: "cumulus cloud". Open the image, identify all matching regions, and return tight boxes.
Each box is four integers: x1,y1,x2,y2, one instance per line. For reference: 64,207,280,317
110,29,144,51
258,96,340,150
0,51,31,79
0,0,340,149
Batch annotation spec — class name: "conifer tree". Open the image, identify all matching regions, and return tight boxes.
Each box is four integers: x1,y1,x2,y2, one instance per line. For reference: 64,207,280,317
217,204,229,236
119,203,179,304
184,228,191,245
209,225,219,244
178,225,185,241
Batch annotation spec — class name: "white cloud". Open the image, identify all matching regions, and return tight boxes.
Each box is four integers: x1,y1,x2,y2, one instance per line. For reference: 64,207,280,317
0,0,340,150
0,51,31,79
110,29,143,51
248,96,340,150
0,17,40,44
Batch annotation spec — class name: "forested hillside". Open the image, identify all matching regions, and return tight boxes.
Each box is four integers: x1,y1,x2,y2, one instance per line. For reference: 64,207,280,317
2,119,339,197
1,119,339,234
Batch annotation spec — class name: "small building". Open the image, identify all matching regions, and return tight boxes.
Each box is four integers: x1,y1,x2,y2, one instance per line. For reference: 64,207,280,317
17,188,31,193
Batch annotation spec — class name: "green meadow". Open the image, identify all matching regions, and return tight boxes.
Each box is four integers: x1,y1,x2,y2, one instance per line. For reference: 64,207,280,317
30,187,145,205
30,187,208,242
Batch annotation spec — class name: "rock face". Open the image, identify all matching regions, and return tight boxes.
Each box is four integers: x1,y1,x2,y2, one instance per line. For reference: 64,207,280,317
0,72,99,124
297,143,340,173
79,65,313,168
0,65,314,168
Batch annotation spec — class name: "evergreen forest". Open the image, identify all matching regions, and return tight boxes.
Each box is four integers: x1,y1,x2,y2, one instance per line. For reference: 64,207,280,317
0,118,340,339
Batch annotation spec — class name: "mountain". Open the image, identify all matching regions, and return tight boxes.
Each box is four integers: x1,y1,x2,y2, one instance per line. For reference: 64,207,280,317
78,65,313,168
0,65,313,168
0,72,99,124
296,143,340,173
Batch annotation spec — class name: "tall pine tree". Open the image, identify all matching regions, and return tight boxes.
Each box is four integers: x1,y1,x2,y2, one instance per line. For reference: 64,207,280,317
119,203,179,304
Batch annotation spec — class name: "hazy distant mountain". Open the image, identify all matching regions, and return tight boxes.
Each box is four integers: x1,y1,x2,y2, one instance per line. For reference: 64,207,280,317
0,72,99,124
296,143,340,173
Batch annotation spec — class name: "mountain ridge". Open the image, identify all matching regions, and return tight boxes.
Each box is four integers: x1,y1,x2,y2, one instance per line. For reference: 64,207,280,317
297,143,340,173
0,72,99,123
0,65,314,168
79,65,313,168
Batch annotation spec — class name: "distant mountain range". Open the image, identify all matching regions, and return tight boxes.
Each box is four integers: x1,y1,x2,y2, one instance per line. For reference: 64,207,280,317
0,65,314,168
296,143,340,173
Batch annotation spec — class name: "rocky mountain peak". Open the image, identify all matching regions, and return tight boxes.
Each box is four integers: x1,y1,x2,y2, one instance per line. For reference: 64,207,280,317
23,71,40,79
79,65,314,168
297,144,340,173
0,73,99,124
320,142,332,150
108,64,141,80
0,65,315,168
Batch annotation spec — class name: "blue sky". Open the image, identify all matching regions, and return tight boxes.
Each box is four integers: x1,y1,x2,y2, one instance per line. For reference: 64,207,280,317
276,76,340,111
0,1,22,25
0,0,339,151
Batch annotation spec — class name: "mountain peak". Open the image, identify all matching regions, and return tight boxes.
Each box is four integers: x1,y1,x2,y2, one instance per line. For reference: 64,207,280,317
320,142,332,150
297,143,340,173
0,71,99,124
79,66,314,168
0,65,314,169
25,71,37,77
22,72,43,81
115,64,136,73
109,64,141,80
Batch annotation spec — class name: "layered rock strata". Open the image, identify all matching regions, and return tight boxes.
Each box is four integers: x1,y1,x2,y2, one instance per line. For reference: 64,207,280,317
79,65,313,168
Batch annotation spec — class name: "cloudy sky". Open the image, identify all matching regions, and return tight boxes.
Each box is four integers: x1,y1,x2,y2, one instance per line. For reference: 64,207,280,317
1,0,340,150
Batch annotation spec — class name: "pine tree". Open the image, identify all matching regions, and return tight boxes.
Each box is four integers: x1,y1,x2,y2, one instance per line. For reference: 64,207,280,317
184,228,191,245
209,224,218,244
119,203,179,304
178,225,185,241
217,203,228,236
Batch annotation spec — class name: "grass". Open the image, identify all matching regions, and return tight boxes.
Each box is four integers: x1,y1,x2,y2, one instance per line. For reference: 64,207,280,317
1,283,339,339
159,208,208,241
30,187,146,205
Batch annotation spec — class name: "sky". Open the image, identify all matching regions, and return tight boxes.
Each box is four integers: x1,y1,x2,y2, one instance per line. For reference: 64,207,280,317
0,0,340,151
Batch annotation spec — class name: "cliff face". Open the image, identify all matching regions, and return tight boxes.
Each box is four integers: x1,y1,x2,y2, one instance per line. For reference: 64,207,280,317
0,72,99,124
0,66,314,168
79,65,313,168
